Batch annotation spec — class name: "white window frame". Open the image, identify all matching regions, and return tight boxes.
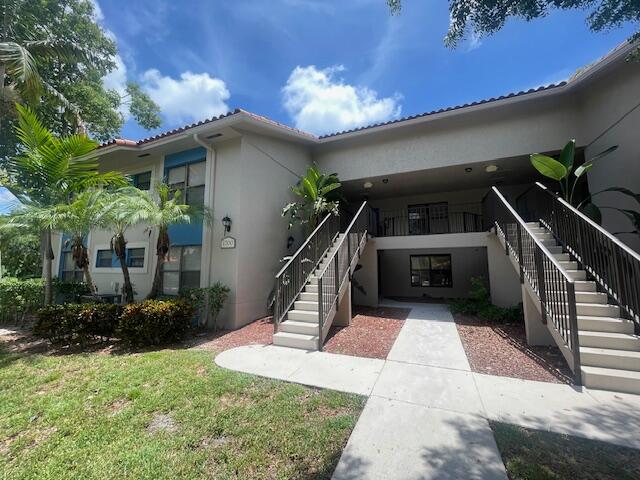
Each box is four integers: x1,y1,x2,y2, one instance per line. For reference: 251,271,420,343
91,242,150,274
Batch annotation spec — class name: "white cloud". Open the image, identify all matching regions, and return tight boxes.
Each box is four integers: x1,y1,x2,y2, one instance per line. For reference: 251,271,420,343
140,70,231,125
282,65,402,136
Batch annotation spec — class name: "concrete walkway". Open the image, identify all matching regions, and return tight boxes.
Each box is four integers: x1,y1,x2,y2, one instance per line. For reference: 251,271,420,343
215,302,640,479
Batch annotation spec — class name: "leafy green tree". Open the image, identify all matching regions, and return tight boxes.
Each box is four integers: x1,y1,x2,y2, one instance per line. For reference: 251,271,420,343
388,1,639,56
0,223,41,278
134,182,211,300
530,139,640,237
2,104,126,303
1,0,161,161
282,163,343,235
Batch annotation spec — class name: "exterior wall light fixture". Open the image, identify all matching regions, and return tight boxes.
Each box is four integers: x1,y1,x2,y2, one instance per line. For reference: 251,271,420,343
222,216,232,233
363,181,373,189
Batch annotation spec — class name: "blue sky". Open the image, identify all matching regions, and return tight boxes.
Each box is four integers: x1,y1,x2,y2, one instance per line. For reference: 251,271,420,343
0,0,636,212
98,0,636,140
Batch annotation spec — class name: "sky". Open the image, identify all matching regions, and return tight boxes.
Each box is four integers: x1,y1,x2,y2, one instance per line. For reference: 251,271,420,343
0,0,637,212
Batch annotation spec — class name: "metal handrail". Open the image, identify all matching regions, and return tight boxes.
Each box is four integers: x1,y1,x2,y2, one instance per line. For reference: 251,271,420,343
375,208,482,237
316,201,368,279
273,212,340,331
485,187,582,383
529,182,640,326
276,213,335,279
316,201,369,350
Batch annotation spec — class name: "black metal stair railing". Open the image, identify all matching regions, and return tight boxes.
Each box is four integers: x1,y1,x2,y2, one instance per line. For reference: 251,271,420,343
316,201,370,350
483,187,582,383
522,182,640,331
273,212,340,332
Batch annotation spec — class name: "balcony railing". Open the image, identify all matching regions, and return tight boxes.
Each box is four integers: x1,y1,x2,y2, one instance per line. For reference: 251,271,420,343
374,208,483,237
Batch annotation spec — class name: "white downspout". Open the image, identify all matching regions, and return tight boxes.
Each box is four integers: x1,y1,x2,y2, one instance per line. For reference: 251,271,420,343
193,133,217,289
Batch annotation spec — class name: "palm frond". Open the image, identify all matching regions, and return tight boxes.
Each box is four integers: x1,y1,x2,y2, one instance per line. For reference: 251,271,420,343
0,42,38,83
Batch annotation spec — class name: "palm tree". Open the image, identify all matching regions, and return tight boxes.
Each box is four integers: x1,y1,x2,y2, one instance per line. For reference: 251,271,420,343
282,163,343,235
135,182,211,299
2,104,126,303
100,188,151,303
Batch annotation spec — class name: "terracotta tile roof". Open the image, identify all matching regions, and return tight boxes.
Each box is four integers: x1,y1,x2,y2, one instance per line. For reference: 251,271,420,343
317,82,567,139
98,108,317,150
98,109,243,149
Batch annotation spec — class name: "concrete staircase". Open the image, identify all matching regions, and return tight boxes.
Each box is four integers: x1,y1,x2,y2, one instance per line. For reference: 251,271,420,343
527,222,640,394
272,234,344,350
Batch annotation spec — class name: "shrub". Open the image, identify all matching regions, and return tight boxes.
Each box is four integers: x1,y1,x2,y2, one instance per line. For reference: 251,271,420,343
450,276,523,324
118,300,195,345
180,283,230,330
52,279,91,303
0,277,44,322
0,277,92,323
35,303,121,342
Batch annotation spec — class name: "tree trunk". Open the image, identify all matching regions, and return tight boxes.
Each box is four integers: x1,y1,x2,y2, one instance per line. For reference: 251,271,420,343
83,266,98,296
147,227,169,300
114,233,134,303
42,228,54,304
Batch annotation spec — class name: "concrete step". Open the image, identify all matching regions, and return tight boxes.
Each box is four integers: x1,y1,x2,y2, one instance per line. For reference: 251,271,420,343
294,300,318,312
581,366,640,395
540,238,558,247
525,222,541,227
548,291,607,303
574,281,597,292
545,245,564,254
279,320,319,335
305,284,318,293
273,331,318,350
576,303,619,317
287,310,319,322
578,316,635,334
581,347,640,372
579,331,640,351
556,260,578,270
551,252,571,261
298,291,318,302
566,270,586,280
533,231,554,240
575,292,608,304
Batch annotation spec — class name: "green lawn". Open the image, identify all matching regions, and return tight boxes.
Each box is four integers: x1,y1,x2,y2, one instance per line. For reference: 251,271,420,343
490,421,640,480
0,346,365,479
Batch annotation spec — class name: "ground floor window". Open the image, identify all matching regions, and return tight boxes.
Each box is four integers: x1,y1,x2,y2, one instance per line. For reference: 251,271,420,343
126,248,145,268
95,248,146,269
60,252,83,281
410,254,452,287
162,245,201,295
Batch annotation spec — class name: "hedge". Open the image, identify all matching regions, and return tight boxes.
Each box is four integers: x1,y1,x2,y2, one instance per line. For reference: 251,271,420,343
0,278,90,323
35,299,195,346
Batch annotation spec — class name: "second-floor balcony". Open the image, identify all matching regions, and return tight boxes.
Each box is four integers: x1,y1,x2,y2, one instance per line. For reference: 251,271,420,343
372,204,483,237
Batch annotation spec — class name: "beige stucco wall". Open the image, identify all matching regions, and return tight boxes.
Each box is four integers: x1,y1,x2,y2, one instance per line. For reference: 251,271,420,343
580,60,640,252
313,95,580,182
224,132,312,328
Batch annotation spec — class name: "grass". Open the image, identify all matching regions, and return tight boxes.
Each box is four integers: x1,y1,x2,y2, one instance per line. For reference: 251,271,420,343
0,345,365,479
490,421,640,480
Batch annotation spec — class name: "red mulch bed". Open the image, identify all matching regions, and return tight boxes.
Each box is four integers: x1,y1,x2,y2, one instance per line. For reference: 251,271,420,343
454,314,573,384
323,306,410,359
189,317,273,353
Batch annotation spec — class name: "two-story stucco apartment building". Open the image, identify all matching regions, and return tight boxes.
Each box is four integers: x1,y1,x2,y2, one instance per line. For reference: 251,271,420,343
51,42,640,391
